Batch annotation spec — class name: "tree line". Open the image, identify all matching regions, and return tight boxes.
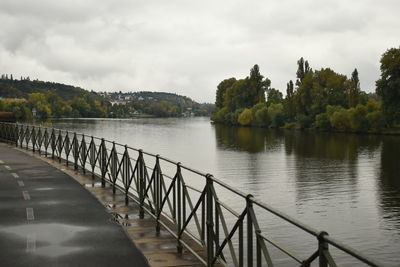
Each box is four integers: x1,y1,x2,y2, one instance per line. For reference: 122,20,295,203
0,78,214,120
211,47,400,133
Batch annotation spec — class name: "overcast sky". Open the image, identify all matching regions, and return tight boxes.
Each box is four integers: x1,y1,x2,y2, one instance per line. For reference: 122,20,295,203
0,0,399,103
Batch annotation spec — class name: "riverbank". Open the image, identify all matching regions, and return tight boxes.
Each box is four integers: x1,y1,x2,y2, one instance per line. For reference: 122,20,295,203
211,120,400,136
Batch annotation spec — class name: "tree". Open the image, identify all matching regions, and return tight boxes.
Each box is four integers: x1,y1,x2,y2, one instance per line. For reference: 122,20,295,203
284,80,296,120
376,47,400,126
295,57,311,87
215,78,236,109
238,108,253,126
266,88,283,106
349,68,360,107
28,93,52,120
248,64,270,105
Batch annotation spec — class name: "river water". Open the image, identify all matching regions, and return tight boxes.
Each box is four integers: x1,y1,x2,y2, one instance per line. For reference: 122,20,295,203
50,117,399,266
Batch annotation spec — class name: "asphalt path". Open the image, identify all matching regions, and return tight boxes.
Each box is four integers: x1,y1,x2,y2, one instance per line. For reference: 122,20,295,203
0,143,149,267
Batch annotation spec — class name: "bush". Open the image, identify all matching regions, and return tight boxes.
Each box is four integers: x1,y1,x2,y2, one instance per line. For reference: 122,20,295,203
211,107,229,123
238,108,253,126
254,107,269,127
366,110,385,131
296,114,312,129
349,104,368,132
268,104,285,128
330,109,351,131
315,113,331,130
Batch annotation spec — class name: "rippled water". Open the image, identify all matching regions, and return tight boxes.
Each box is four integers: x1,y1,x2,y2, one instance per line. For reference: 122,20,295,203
50,117,400,266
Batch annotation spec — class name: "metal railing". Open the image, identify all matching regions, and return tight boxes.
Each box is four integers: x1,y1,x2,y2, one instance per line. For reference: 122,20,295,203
0,122,383,267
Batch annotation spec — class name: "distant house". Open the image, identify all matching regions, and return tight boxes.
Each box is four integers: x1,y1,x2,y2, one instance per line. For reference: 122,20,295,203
110,100,128,106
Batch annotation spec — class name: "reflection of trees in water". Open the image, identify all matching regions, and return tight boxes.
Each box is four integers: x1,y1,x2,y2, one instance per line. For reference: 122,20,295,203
284,131,382,203
214,124,284,153
284,131,381,161
378,136,400,229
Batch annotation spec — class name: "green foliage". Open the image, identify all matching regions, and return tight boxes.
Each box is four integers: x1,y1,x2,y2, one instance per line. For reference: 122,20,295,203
330,107,350,131
211,107,229,123
349,68,360,107
216,78,236,109
296,114,313,129
267,104,285,128
210,48,398,134
366,110,384,131
28,93,52,120
315,113,331,130
348,104,368,132
376,47,400,126
266,88,283,106
251,103,269,127
238,108,253,126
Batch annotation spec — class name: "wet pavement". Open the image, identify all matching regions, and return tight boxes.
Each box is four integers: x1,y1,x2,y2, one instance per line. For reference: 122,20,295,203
0,143,149,267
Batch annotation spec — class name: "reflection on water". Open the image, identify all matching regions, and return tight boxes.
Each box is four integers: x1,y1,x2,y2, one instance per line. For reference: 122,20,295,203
51,118,400,266
379,137,400,232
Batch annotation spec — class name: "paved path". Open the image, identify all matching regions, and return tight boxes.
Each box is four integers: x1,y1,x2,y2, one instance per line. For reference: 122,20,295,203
0,143,149,267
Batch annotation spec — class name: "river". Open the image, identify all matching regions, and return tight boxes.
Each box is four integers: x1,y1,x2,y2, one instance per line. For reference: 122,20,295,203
50,117,400,266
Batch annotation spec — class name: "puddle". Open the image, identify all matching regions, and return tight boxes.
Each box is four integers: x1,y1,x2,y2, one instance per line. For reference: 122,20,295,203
110,212,133,226
1,223,88,257
33,187,56,191
84,182,103,188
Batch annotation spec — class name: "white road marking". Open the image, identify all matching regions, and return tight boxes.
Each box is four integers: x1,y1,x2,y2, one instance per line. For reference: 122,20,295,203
26,233,36,252
4,165,11,170
26,208,34,220
11,173,19,178
22,191,31,200
0,160,4,164
17,181,25,187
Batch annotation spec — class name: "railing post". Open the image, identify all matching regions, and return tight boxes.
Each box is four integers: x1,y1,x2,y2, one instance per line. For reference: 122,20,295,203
138,149,145,219
176,163,183,254
247,194,254,267
318,231,329,267
44,128,48,155
32,126,36,153
111,142,117,194
58,130,62,162
124,145,129,205
155,154,161,233
206,174,214,267
73,132,78,170
91,137,95,178
14,124,18,147
100,138,106,188
51,129,56,159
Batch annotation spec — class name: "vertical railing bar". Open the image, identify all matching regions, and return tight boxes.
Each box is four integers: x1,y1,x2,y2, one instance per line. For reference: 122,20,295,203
181,179,203,240
210,185,239,266
176,163,183,254
248,196,273,267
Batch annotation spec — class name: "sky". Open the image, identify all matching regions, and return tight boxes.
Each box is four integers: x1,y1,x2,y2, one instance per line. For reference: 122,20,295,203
0,0,399,103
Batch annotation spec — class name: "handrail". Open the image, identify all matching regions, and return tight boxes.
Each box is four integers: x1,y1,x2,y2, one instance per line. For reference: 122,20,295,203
0,122,384,267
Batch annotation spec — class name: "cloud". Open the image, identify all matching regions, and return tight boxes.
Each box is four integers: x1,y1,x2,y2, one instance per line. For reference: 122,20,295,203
0,0,399,102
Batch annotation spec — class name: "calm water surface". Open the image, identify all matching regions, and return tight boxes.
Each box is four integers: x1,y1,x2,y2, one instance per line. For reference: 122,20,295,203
50,117,400,266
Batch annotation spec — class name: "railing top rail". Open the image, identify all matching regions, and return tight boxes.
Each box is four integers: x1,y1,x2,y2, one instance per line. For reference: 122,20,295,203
2,122,383,266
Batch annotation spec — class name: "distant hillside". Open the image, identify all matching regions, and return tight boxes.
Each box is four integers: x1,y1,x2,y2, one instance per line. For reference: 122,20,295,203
0,77,104,102
0,76,214,120
104,91,214,117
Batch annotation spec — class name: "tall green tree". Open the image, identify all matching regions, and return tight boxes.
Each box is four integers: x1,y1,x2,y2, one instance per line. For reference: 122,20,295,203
284,80,296,120
215,78,236,109
295,57,311,87
376,47,400,126
349,68,360,107
266,88,283,106
248,64,270,104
